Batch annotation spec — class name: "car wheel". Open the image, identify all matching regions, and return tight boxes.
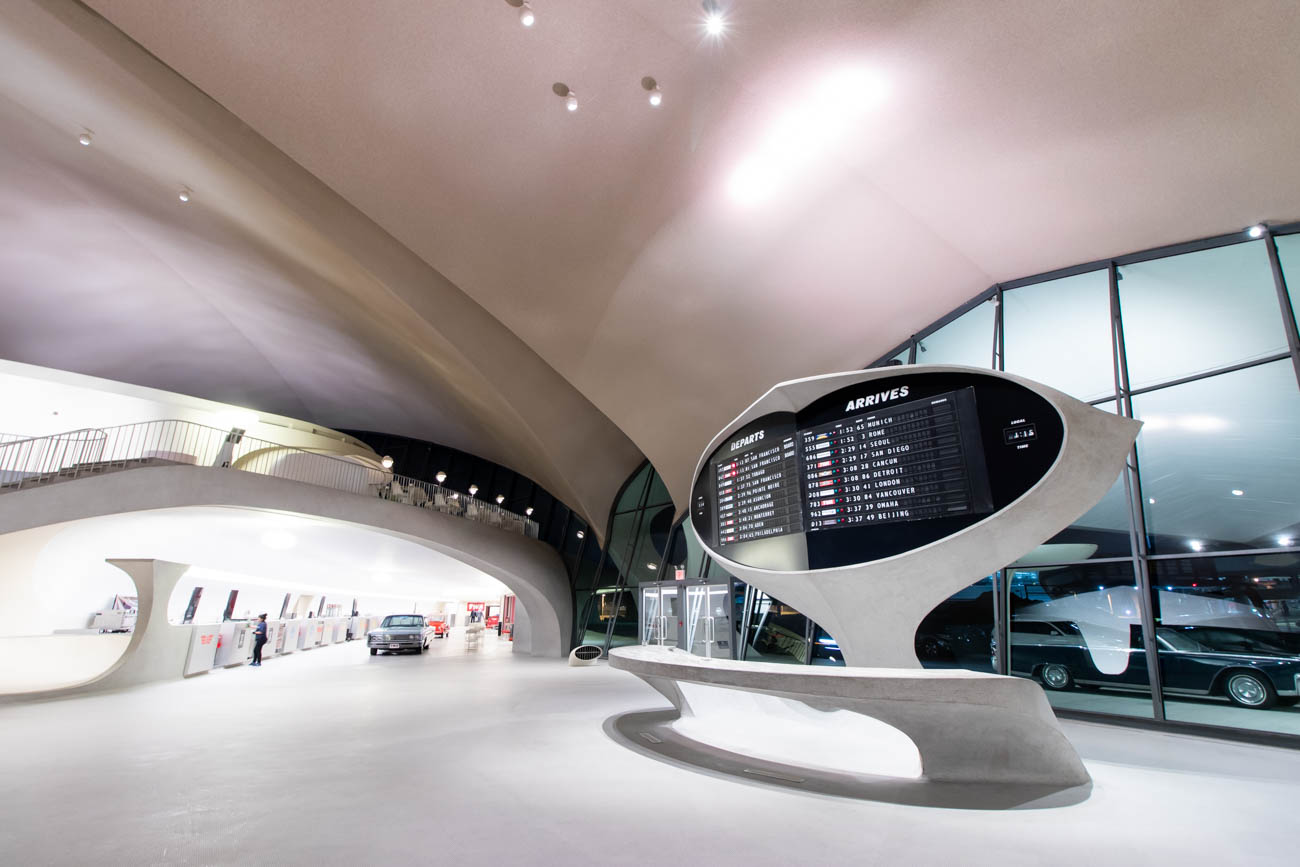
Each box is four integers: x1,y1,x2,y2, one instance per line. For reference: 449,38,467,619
1224,671,1277,709
370,648,378,656
416,644,424,654
1039,663,1073,691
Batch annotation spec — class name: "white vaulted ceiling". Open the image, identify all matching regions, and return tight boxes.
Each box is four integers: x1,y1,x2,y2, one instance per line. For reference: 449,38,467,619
3,0,1300,518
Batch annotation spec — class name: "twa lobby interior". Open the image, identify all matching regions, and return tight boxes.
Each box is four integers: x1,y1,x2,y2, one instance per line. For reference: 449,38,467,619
3,1,1300,864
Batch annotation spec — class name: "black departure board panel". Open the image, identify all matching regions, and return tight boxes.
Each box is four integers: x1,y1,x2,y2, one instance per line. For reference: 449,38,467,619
691,371,1066,571
715,431,803,544
798,389,993,531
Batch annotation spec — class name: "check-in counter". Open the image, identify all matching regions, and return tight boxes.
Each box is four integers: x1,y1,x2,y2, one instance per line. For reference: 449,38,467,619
300,618,326,650
279,620,300,654
213,621,255,667
330,618,348,644
265,620,286,657
184,624,221,676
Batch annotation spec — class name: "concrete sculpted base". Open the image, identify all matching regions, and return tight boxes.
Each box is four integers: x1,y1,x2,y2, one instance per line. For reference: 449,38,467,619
608,646,1092,809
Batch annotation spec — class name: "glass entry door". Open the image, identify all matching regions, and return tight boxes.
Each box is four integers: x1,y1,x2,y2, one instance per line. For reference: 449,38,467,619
684,582,732,659
639,583,681,647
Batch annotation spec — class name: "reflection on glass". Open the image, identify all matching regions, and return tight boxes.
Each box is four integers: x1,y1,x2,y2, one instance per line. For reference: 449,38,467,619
1152,556,1300,734
891,346,911,366
1133,361,1300,554
743,592,808,664
602,590,639,650
615,464,650,513
810,625,845,666
915,576,994,672
1276,234,1300,323
1034,403,1131,559
1118,241,1287,388
1004,270,1114,401
914,302,995,367
1007,562,1153,718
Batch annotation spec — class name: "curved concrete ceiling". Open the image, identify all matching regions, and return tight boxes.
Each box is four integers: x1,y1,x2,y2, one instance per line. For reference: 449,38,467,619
4,0,1300,515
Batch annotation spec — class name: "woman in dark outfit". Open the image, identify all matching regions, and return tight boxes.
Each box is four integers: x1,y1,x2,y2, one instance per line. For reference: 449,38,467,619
251,613,269,666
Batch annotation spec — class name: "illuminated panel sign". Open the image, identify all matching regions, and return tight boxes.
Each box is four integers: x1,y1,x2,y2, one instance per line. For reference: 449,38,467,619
797,388,993,531
714,430,803,544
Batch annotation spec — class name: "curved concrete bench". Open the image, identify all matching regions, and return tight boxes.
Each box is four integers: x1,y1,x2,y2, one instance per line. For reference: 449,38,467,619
608,646,1091,808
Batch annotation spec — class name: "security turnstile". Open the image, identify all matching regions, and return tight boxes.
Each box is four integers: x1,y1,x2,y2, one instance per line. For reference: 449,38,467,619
639,580,733,658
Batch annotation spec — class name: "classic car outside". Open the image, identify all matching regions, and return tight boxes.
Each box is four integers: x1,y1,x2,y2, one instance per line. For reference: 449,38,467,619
368,614,434,655
1009,620,1300,709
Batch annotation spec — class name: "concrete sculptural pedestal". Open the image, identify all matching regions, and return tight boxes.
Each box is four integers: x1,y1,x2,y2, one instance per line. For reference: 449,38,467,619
607,365,1140,807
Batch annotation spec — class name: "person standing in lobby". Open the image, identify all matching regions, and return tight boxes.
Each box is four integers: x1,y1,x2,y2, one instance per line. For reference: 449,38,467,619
251,614,268,666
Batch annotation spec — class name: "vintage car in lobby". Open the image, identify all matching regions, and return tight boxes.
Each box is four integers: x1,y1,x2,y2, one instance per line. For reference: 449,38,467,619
427,618,450,638
1009,621,1300,709
367,614,434,655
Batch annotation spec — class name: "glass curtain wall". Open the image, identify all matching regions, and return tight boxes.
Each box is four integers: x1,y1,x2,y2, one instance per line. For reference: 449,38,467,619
871,225,1300,738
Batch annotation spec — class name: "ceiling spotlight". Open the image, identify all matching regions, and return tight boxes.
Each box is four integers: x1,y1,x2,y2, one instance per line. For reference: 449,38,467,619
1247,224,1266,238
381,455,394,469
525,506,534,516
435,471,447,484
468,484,479,497
703,1,726,36
1189,539,1205,552
647,563,658,570
566,92,579,112
1231,489,1244,496
641,76,662,107
519,2,535,26
78,131,92,146
1279,536,1295,547
576,530,585,539
1147,498,1156,504
178,187,192,203
496,494,505,504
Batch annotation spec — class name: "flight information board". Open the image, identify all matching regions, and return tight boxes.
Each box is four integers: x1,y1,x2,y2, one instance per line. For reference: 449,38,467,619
693,370,1065,570
714,432,803,545
796,388,993,531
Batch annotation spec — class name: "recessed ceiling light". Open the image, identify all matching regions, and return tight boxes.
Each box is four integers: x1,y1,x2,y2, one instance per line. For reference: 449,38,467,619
649,86,663,107
1147,497,1156,504
519,2,535,26
1279,536,1295,547
566,92,579,112
703,1,726,36
78,131,92,146
1231,489,1244,496
647,562,658,570
1189,540,1204,552
468,484,479,496
525,506,534,516
1247,224,1265,238
496,494,505,504
435,471,447,484
381,455,394,469
178,188,192,203
576,530,585,539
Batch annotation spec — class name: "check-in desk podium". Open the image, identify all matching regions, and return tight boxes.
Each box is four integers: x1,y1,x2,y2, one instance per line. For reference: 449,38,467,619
608,366,1140,807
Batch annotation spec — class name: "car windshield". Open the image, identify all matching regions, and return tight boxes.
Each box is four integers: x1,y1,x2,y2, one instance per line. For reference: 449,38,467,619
381,615,424,628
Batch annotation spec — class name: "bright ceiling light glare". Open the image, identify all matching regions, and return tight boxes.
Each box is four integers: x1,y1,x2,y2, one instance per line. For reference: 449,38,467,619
647,562,658,570
519,2,535,27
576,530,585,539
1247,224,1266,238
649,86,663,107
435,471,447,484
260,529,297,550
1231,489,1245,496
468,484,479,497
1189,539,1205,552
525,506,534,516
565,92,579,112
726,65,889,206
178,187,192,203
1279,536,1295,547
496,494,505,504
1148,497,1156,504
78,131,92,146
702,0,726,37
381,455,394,469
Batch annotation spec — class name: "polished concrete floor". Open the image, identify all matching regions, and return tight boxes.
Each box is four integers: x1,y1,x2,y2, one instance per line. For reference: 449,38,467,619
2,632,1298,866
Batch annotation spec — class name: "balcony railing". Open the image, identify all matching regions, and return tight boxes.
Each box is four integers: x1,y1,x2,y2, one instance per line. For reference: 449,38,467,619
0,419,539,539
